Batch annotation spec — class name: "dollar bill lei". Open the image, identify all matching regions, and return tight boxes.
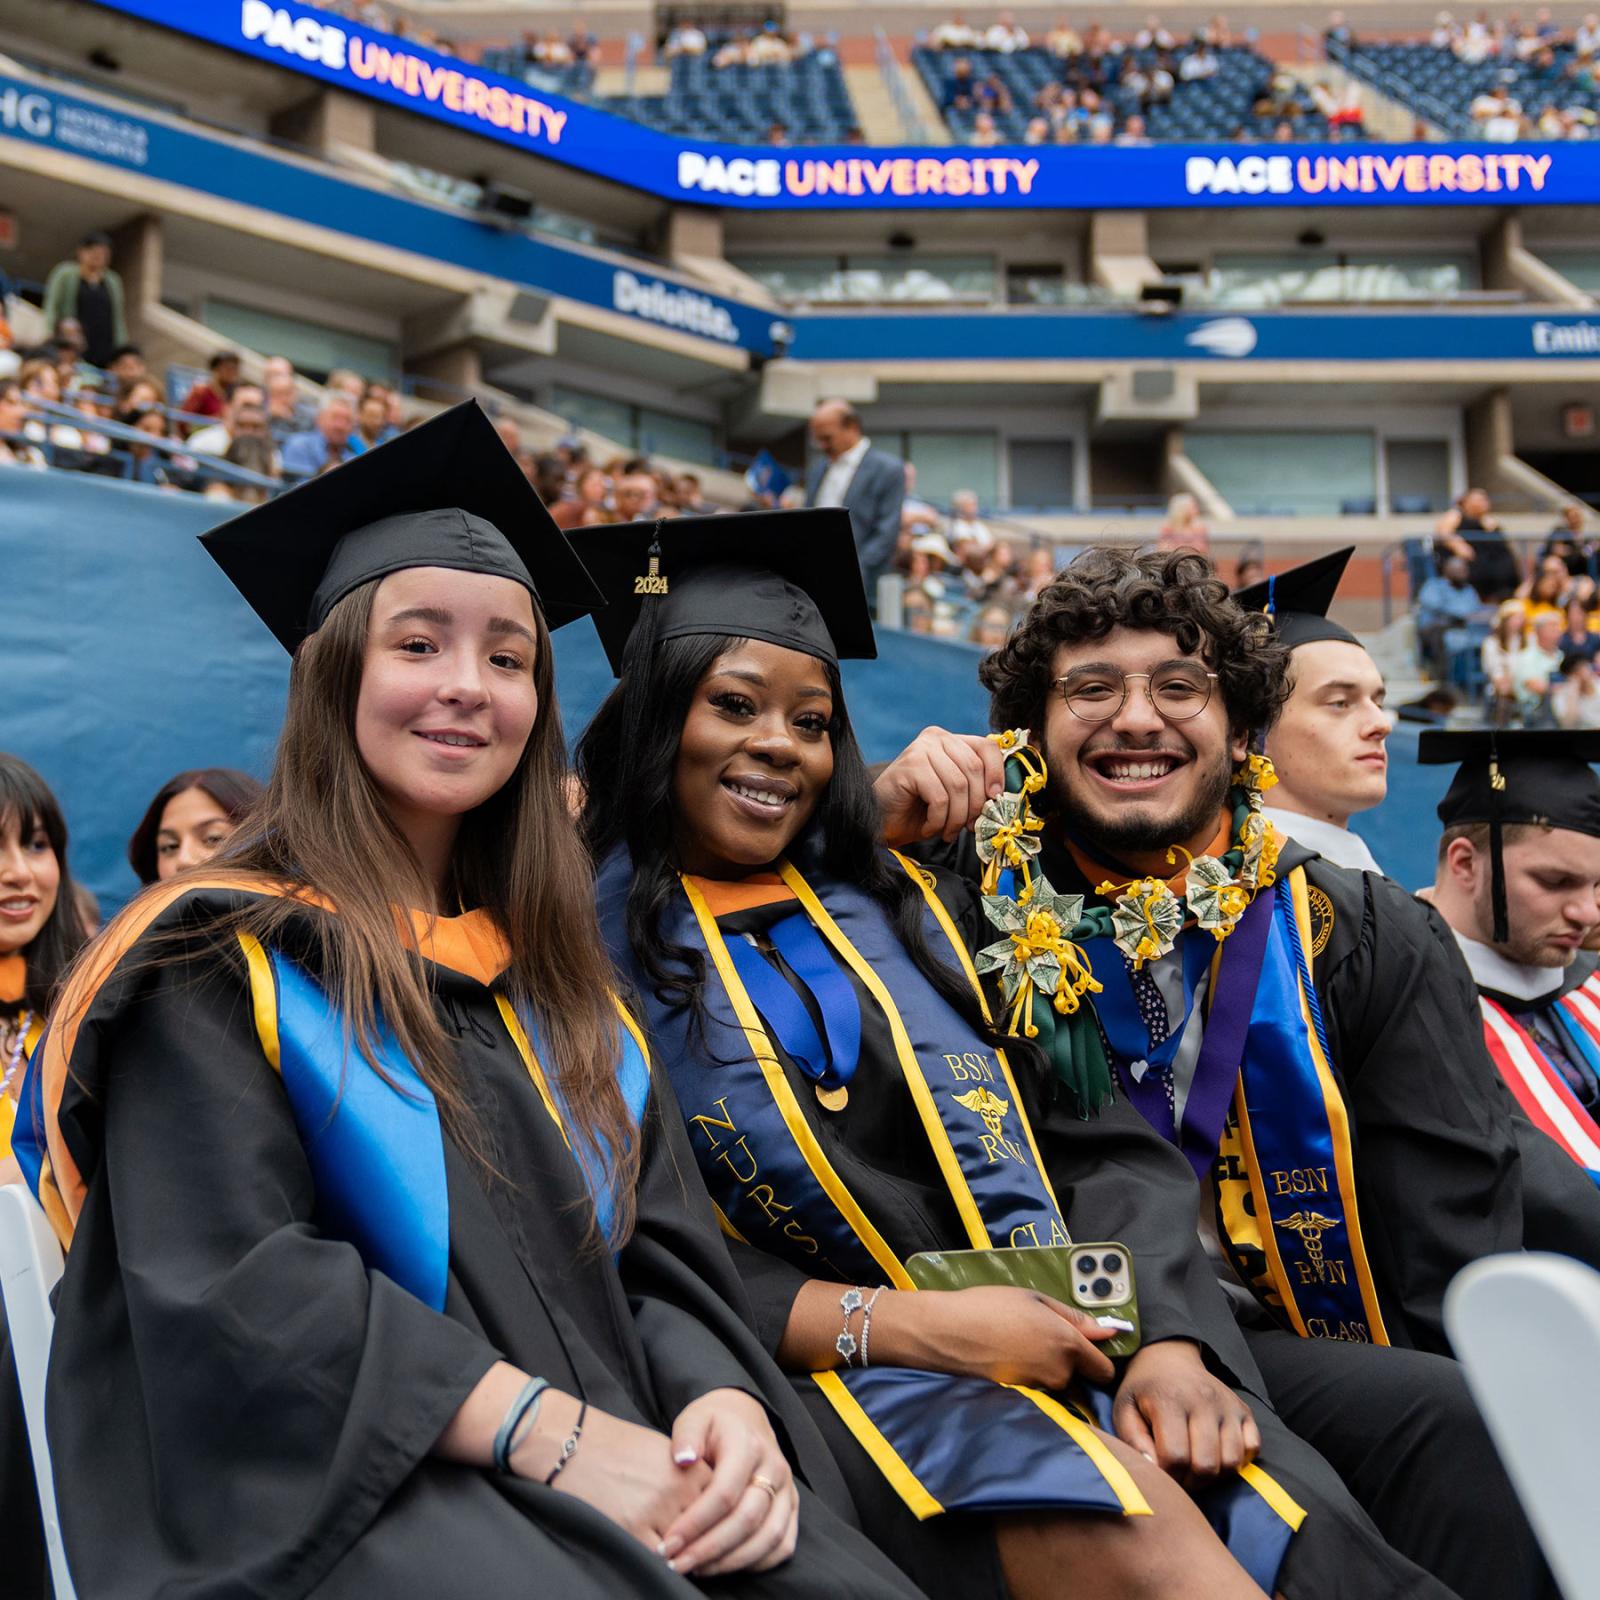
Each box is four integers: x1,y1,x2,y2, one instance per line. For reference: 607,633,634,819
973,732,1281,1115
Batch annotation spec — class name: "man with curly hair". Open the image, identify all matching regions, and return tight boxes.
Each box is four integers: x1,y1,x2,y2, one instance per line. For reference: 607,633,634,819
874,547,1592,1600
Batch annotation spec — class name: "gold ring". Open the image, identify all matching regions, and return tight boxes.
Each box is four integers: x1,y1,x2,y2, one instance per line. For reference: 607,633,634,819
751,1474,780,1500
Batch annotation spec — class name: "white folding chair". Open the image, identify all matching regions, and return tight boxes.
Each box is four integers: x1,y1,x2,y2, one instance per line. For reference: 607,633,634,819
0,1182,77,1599
1445,1251,1600,1600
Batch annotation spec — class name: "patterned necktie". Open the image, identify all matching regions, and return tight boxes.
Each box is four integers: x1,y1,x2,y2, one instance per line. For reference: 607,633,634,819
1127,958,1177,1116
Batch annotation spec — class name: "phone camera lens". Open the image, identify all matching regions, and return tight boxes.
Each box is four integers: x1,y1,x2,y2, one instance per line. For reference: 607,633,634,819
1091,1276,1114,1299
1101,1252,1122,1273
1076,1255,1098,1275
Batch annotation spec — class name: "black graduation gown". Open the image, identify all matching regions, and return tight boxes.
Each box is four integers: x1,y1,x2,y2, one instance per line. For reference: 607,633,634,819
697,872,1451,1600
920,829,1564,1600
33,886,925,1600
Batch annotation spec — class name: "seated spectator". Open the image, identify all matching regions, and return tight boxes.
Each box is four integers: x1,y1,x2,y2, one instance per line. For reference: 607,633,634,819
1146,56,1176,103
551,466,612,528
0,312,17,381
206,434,279,504
1579,10,1600,55
532,30,573,66
18,359,85,461
927,11,980,49
1542,502,1592,574
1018,543,1059,600
983,9,1030,50
264,366,315,441
1235,552,1266,588
350,390,396,455
114,376,163,423
180,350,242,426
106,343,146,389
51,323,92,391
765,119,789,145
42,229,127,369
663,20,707,58
325,367,367,404
974,72,1013,113
1513,609,1566,724
1181,41,1221,78
1324,9,1354,49
746,23,793,64
1046,15,1083,55
1519,554,1572,625
711,31,750,67
942,56,976,110
280,394,358,478
970,110,1001,145
969,601,1014,649
613,469,658,521
1157,490,1212,555
0,379,46,468
1480,601,1524,723
1436,486,1520,600
1415,555,1487,678
1557,593,1600,663
901,581,935,632
1431,9,1460,49
1470,83,1522,137
1024,114,1051,142
1135,14,1177,48
187,383,265,457
568,20,597,65
1555,652,1600,727
1118,112,1153,143
123,409,178,489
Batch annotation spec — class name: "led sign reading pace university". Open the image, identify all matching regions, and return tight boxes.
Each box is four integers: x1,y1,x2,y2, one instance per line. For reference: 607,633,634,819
74,0,1600,210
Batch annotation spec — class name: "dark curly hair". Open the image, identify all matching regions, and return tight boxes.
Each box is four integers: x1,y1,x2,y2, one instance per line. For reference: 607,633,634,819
980,547,1290,739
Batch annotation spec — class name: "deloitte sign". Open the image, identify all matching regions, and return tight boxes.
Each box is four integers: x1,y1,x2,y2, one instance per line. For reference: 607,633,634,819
612,270,741,344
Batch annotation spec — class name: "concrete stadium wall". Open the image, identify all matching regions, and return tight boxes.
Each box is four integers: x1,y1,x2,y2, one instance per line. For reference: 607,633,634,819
0,467,990,912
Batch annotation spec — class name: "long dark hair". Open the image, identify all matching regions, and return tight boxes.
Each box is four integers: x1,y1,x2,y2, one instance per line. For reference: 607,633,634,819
73,579,640,1242
126,767,265,885
576,604,1023,1067
0,753,89,1016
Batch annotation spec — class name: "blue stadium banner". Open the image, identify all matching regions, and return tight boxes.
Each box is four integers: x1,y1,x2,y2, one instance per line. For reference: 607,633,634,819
76,0,1600,211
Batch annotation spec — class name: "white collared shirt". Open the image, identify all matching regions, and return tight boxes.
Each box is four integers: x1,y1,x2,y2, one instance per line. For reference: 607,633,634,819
814,435,871,508
1262,806,1385,875
1450,928,1565,1003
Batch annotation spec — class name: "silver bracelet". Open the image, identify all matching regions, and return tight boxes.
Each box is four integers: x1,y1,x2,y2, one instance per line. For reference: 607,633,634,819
836,1286,866,1365
859,1288,887,1369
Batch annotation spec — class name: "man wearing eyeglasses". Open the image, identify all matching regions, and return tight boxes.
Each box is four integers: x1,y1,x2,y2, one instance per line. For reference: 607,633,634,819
873,546,1576,1600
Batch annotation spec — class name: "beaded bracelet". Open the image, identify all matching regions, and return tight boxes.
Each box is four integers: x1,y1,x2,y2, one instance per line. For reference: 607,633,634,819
492,1377,550,1475
544,1400,589,1486
859,1288,887,1369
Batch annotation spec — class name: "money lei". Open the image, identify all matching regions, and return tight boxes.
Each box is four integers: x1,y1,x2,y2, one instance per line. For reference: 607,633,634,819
973,731,1281,1114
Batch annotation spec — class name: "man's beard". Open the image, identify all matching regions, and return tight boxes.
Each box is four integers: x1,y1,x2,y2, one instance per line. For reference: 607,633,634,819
1475,879,1576,968
1040,737,1234,857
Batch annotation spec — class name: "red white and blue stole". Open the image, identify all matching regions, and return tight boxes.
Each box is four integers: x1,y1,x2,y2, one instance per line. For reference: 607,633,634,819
1480,977,1600,1184
597,844,1303,1589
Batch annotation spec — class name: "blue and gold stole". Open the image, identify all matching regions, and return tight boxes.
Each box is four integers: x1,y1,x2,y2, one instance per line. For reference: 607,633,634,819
598,845,1304,1588
16,909,651,1304
1083,853,1390,1347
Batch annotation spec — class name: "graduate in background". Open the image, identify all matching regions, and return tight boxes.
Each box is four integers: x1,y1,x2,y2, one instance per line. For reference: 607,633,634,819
578,511,1455,1600
876,546,1577,1600
1423,728,1600,1182
1234,550,1391,876
0,753,87,1184
9,406,923,1600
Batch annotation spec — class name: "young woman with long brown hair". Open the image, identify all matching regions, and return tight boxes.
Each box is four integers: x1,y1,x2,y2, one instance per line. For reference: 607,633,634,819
9,407,922,1600
0,753,88,1185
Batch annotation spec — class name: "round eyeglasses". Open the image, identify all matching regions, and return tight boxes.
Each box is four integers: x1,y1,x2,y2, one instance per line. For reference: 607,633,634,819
1055,667,1219,723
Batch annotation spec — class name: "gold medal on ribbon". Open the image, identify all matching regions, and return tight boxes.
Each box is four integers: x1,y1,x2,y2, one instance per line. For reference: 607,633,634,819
815,1083,849,1112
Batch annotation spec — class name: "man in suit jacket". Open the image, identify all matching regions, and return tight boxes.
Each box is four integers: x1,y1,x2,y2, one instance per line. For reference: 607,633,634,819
804,399,905,600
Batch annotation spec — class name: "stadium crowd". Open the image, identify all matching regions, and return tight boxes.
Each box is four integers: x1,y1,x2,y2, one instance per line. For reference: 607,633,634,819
9,412,1600,1599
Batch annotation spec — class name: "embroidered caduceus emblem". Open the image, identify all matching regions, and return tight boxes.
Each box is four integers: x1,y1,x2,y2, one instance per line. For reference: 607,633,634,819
953,1085,1025,1165
1277,1211,1341,1284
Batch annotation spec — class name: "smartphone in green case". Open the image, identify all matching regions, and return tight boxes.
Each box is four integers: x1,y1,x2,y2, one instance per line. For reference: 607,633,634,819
904,1243,1141,1359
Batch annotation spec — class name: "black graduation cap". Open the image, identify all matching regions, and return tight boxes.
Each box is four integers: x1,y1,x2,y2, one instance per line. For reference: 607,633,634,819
200,401,601,652
1420,727,1600,941
1234,548,1359,650
576,509,877,676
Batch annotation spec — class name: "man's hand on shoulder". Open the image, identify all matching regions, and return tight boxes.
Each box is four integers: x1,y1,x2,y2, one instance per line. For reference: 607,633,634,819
873,726,1004,846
